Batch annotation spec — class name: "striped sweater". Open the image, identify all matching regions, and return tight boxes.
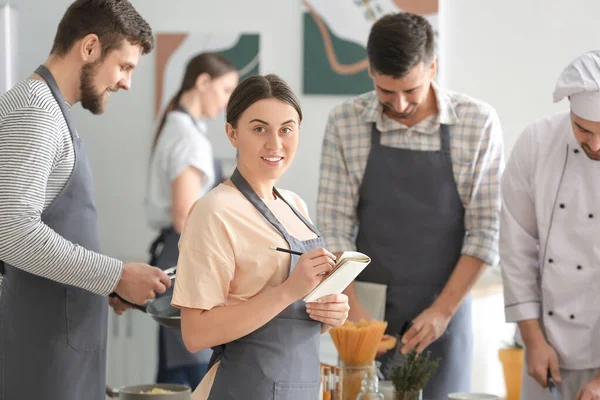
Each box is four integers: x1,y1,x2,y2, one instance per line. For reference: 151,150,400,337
0,79,122,296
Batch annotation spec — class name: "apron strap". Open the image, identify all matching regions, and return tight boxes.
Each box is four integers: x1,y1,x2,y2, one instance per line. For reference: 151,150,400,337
1,65,80,276
230,168,292,240
34,65,78,142
272,187,321,237
370,123,381,145
148,228,169,265
439,123,451,153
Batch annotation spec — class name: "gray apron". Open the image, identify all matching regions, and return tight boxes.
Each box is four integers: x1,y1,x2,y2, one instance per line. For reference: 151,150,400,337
0,65,107,400
206,168,324,400
355,123,473,400
150,105,218,370
150,227,212,369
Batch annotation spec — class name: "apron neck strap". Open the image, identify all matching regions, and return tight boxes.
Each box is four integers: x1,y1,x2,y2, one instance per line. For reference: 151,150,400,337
230,168,291,239
230,169,321,240
370,123,381,145
34,65,78,142
272,187,321,237
439,123,451,153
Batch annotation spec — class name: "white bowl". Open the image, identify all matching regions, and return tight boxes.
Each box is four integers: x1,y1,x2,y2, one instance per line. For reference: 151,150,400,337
448,393,499,400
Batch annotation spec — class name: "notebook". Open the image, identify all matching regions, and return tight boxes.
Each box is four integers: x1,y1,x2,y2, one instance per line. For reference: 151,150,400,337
302,251,371,302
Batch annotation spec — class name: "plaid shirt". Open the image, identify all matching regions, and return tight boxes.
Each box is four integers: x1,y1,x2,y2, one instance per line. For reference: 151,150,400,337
316,83,504,266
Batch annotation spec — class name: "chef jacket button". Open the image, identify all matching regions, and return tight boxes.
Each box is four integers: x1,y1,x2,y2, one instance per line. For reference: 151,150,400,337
570,314,575,319
574,149,580,154
589,213,594,219
577,265,583,270
548,258,554,263
559,203,565,209
548,311,554,316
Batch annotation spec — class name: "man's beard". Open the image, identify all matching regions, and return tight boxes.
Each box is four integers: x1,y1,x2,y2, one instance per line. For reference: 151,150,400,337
80,61,105,115
581,143,600,161
382,102,417,120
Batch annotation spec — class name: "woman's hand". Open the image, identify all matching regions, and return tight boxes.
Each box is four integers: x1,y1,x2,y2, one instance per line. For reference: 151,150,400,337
306,293,349,328
283,248,337,301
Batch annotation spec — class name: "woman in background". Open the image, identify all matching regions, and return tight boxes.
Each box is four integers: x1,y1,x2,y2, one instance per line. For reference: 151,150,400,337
144,52,238,389
171,74,349,399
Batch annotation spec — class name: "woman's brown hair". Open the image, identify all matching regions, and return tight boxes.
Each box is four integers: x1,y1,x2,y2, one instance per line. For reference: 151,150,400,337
226,74,303,128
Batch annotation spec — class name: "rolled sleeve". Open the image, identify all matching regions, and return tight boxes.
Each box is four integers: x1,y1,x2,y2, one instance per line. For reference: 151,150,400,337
461,108,504,266
316,111,359,254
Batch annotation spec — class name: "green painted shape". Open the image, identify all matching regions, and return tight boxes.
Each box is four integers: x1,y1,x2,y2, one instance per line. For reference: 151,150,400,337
302,13,373,95
218,34,260,80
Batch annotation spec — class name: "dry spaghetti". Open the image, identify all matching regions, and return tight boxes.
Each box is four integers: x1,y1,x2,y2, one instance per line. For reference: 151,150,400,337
329,319,388,366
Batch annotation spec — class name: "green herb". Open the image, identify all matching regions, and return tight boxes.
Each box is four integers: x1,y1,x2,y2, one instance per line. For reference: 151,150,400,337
390,350,441,392
502,339,523,349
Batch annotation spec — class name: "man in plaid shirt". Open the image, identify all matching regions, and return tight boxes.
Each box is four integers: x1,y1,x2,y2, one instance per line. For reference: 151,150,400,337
316,12,504,399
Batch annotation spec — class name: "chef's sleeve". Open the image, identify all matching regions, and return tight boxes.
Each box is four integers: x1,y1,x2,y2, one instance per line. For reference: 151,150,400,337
500,124,542,322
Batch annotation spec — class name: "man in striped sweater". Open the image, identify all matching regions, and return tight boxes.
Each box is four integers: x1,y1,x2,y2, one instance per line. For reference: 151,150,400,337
0,1,172,399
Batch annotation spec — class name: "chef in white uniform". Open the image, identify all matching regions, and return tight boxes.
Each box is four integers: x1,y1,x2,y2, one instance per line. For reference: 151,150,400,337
501,50,600,400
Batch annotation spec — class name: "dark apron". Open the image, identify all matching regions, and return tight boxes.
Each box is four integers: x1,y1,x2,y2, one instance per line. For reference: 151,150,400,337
206,168,324,400
0,65,107,400
151,105,220,370
356,123,473,400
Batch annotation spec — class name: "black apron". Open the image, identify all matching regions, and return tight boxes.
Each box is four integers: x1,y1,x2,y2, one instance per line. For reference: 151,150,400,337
151,105,220,370
206,168,324,400
0,65,108,400
356,122,473,400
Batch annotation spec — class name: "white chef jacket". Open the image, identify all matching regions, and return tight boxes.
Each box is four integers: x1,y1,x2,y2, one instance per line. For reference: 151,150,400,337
501,111,600,370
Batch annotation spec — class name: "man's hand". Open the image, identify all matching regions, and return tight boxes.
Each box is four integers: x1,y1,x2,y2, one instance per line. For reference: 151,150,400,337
400,306,451,354
575,376,600,400
114,263,171,305
377,334,397,356
525,337,561,388
109,296,133,315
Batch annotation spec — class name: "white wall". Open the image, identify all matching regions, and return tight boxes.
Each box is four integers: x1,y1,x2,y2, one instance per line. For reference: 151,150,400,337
440,0,600,154
15,0,600,262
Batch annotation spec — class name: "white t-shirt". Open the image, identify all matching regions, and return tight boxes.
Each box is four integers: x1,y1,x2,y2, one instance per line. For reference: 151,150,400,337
145,110,216,230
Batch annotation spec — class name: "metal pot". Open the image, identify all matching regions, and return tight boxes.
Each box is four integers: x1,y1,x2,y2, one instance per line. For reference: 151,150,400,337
106,384,191,399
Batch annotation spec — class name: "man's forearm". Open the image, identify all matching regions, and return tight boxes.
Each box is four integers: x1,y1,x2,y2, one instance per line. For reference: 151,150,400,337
431,254,486,317
518,318,546,347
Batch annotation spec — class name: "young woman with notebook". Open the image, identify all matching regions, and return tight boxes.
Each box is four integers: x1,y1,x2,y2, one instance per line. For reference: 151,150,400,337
171,74,349,400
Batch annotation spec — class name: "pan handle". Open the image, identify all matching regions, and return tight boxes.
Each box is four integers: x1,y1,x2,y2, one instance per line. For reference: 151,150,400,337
106,385,119,398
108,292,148,313
107,266,177,310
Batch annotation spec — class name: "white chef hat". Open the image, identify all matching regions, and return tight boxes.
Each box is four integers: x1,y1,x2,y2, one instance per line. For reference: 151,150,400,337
553,50,600,122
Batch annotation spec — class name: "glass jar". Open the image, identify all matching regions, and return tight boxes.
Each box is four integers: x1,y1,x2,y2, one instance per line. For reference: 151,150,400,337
394,389,423,400
355,368,384,399
341,362,376,400
378,380,395,400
